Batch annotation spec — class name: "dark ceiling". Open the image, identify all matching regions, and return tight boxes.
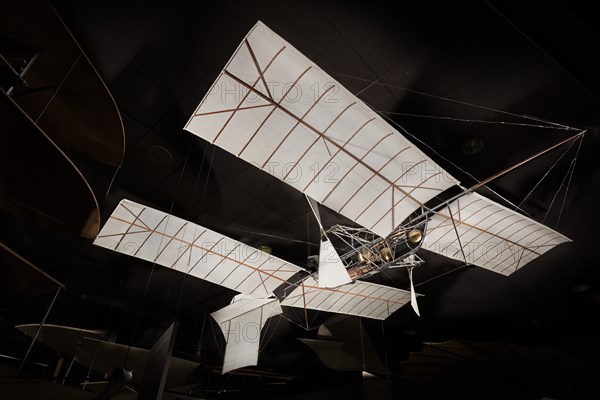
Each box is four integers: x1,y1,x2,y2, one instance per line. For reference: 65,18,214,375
2,0,600,399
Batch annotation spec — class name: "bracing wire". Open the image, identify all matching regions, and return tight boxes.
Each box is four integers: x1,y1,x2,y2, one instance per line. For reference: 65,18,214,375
327,70,579,130
123,135,195,368
308,309,322,329
280,312,326,332
378,111,534,216
197,314,207,359
448,205,468,264
379,252,508,291
191,140,210,204
113,60,587,373
163,138,194,266
543,153,578,224
259,314,283,352
330,70,585,220
280,313,319,331
196,223,318,246
198,145,216,213
379,110,576,130
381,320,390,381
515,136,580,210
240,82,583,356
103,165,121,201
414,264,470,288
359,317,366,372
210,318,224,358
285,306,309,330
556,134,584,227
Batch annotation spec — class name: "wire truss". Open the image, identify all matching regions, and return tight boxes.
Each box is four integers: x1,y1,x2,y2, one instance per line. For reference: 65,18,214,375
326,223,424,279
94,200,304,298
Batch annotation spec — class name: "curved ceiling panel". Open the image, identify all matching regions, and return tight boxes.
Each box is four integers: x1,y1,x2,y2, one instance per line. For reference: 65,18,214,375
1,0,125,167
0,93,100,238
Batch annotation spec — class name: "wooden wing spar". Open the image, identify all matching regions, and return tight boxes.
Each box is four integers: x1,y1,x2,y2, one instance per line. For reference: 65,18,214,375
185,22,569,273
93,21,575,373
182,20,571,275
93,199,303,299
93,199,413,318
422,193,571,275
184,21,459,239
93,199,414,372
281,277,413,320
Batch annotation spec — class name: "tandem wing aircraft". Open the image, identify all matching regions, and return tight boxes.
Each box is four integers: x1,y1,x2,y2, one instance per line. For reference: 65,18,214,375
93,22,574,373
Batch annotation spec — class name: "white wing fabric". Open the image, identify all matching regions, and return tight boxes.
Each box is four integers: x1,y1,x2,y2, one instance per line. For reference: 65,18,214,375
185,21,459,238
304,195,351,288
317,238,352,288
94,199,303,298
281,277,414,320
422,193,571,275
211,295,282,373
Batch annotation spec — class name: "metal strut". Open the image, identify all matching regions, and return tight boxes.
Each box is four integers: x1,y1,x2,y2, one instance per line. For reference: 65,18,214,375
19,286,62,370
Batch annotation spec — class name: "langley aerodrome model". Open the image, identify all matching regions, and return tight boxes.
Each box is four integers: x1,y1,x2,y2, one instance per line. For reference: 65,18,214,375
93,22,575,373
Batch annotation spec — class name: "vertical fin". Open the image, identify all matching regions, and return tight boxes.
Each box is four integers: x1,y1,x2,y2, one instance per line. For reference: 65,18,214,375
305,195,352,288
408,267,420,316
318,238,352,288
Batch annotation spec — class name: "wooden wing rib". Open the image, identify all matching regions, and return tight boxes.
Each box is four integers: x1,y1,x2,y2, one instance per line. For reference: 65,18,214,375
281,277,413,320
94,199,304,298
185,21,459,238
422,193,571,275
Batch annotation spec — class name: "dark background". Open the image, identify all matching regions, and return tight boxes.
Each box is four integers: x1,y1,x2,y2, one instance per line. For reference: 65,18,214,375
2,1,600,399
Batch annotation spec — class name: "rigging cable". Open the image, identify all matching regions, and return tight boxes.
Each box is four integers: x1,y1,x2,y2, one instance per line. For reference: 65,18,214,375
448,205,468,264
331,70,584,218
381,320,390,381
103,165,121,202
542,142,575,224
414,264,470,288
550,162,576,224
379,111,534,217
198,224,317,246
359,317,366,372
327,70,578,130
308,308,322,329
542,136,583,225
123,135,195,368
173,140,216,325
378,110,575,130
556,133,584,227
259,314,283,352
515,134,582,210
209,317,224,358
280,313,329,332
162,141,197,319
196,314,207,360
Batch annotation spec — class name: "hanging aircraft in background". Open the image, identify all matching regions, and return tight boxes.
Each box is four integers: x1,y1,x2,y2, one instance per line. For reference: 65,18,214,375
93,21,576,374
